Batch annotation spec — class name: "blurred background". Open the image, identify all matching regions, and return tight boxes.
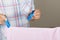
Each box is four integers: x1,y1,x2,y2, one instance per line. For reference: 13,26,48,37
30,0,60,27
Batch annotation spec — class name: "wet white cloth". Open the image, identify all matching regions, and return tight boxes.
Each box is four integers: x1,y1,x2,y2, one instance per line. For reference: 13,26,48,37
0,0,35,40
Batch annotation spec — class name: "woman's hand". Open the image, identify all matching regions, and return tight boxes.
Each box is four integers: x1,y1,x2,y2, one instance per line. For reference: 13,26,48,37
32,9,41,19
0,14,6,24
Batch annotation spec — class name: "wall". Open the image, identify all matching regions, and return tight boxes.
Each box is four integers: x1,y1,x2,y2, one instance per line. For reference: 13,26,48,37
30,0,60,27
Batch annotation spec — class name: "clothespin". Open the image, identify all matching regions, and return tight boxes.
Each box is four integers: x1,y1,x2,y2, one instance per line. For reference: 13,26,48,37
5,19,10,28
4,15,10,28
27,10,35,21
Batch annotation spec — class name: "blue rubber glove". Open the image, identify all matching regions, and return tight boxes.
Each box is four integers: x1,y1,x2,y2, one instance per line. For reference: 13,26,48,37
27,10,35,21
